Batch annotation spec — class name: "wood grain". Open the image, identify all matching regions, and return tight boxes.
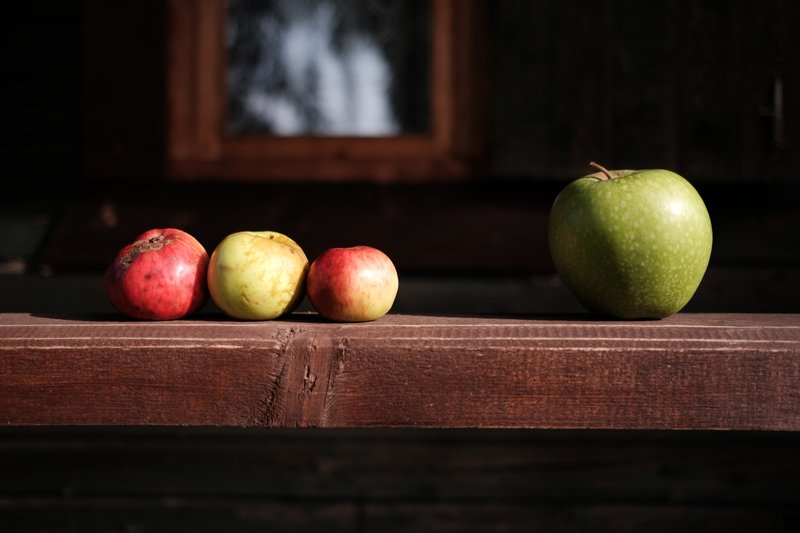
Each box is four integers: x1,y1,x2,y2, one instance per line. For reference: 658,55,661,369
1,428,799,532
1,313,798,429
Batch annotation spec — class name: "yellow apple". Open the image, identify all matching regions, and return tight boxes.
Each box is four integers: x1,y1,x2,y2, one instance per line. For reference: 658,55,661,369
207,231,309,320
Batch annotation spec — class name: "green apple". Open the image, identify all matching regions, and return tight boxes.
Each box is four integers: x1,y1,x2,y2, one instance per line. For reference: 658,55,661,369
207,231,309,320
548,163,712,319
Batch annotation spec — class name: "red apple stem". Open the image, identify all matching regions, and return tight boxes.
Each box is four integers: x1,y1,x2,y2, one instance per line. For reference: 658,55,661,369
589,161,615,181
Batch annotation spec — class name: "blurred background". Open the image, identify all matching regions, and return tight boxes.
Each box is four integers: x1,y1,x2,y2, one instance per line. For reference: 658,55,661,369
2,0,798,315
1,1,799,531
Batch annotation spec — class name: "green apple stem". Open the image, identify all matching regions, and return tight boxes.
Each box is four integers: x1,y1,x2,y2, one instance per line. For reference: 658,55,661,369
589,161,615,181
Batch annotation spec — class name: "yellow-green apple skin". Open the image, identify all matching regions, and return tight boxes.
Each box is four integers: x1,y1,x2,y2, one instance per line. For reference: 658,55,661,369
548,167,712,319
207,231,309,320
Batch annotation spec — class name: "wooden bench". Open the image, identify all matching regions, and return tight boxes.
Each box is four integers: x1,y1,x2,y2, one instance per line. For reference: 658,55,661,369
3,312,798,430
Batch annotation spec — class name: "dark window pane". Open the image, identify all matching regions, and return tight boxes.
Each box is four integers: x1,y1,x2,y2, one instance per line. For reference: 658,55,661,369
226,0,431,136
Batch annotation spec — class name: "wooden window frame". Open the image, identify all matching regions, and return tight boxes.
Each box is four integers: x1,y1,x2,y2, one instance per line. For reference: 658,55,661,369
166,0,487,182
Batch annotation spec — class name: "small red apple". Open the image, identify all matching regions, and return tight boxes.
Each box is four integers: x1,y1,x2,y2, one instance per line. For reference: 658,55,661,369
105,228,209,320
307,246,399,322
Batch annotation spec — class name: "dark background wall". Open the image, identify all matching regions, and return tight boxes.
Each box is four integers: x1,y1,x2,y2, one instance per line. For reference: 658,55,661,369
6,2,799,187
3,0,799,315
490,1,798,183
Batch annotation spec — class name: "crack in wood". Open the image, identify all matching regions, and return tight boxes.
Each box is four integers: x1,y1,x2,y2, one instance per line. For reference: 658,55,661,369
328,337,349,393
304,365,318,393
257,327,304,426
253,328,340,427
275,330,348,428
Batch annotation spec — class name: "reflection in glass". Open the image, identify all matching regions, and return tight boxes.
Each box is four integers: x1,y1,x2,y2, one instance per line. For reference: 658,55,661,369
226,0,431,137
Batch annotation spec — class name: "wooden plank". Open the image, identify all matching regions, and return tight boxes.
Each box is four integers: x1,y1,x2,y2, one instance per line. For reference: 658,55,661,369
1,499,795,533
2,429,798,532
1,429,798,503
1,313,798,429
360,503,799,533
28,182,800,276
29,183,557,274
0,498,356,533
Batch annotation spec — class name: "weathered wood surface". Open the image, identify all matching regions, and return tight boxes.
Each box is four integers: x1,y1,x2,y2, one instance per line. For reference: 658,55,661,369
1,312,799,429
1,428,799,532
